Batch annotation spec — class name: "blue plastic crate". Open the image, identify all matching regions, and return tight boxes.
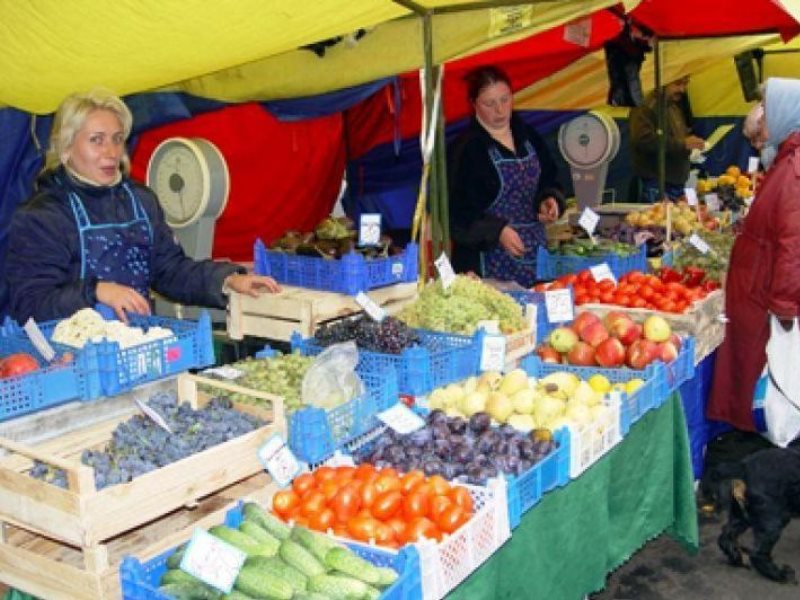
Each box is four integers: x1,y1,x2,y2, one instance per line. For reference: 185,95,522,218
254,239,418,295
662,336,696,396
535,244,647,281
505,290,559,343
0,334,100,421
291,328,482,397
506,426,570,530
119,503,422,600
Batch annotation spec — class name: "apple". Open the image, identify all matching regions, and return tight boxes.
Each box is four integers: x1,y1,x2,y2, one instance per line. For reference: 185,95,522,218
535,344,562,364
549,327,578,353
579,320,610,348
595,338,626,368
603,310,630,332
567,341,596,366
656,340,679,364
0,353,39,379
626,339,659,369
610,315,640,346
643,315,671,343
572,311,601,335
669,333,682,352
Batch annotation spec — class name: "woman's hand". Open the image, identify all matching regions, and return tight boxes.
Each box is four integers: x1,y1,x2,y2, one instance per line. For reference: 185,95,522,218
684,135,706,151
224,273,281,298
95,281,151,323
499,225,526,257
538,197,560,223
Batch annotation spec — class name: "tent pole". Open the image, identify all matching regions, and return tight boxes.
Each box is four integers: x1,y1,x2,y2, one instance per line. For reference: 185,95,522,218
436,90,450,257
655,37,665,203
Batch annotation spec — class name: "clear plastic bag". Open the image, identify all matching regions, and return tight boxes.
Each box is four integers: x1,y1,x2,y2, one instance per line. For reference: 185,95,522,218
301,341,364,410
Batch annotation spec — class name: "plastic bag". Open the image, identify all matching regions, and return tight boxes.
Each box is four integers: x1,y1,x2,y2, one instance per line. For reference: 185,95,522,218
755,316,800,447
301,341,364,410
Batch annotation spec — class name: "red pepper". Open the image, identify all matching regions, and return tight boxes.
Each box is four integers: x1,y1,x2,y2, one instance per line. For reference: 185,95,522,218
659,267,683,284
682,266,706,288
702,279,721,292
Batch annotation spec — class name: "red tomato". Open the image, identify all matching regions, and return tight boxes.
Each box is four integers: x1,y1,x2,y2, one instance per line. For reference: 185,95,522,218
313,466,337,484
600,291,615,304
574,293,589,306
300,491,327,517
400,470,425,494
577,269,593,283
360,481,379,509
429,495,453,522
403,490,431,520
436,504,468,534
292,473,317,496
271,490,300,517
309,507,335,532
626,270,645,284
378,467,399,479
560,273,578,286
612,293,631,307
320,479,343,502
548,281,566,290
598,279,615,292
371,490,403,520
631,297,647,309
448,487,474,513
374,473,401,495
347,515,380,542
532,282,549,292
334,466,356,482
353,463,377,481
427,475,451,497
332,487,362,522
0,353,38,379
639,285,654,300
372,521,397,547
386,517,408,544
404,517,441,542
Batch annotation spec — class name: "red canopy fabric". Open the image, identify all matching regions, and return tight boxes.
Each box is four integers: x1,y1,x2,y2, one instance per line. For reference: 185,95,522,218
629,0,800,41
130,103,343,262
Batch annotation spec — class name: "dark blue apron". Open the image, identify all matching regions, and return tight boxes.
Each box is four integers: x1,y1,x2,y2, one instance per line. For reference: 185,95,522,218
68,183,153,298
480,140,546,287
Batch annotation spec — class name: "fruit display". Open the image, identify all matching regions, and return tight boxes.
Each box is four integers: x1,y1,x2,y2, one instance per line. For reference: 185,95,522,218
696,165,753,211
314,315,420,354
270,216,402,260
29,391,265,489
537,311,682,370
624,201,719,234
545,237,639,258
398,275,528,335
353,407,558,484
0,352,40,379
51,307,174,349
671,230,735,281
157,502,401,599
270,464,475,548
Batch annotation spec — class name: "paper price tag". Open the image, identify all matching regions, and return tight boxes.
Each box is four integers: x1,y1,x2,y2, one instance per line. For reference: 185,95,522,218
355,292,386,322
476,319,500,335
688,233,711,255
578,207,600,236
257,434,301,488
181,528,246,594
378,403,426,434
434,252,456,290
203,366,244,380
545,288,574,323
748,156,760,174
684,187,698,207
391,262,404,277
135,397,173,434
525,303,538,329
705,193,720,212
480,334,507,372
23,318,55,362
359,213,382,246
589,263,616,284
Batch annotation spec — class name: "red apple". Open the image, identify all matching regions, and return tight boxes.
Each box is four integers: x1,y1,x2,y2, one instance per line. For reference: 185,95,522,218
0,353,39,379
603,310,630,332
610,315,640,346
535,344,562,364
567,341,596,366
626,339,659,369
579,320,610,348
669,333,682,352
572,311,601,335
656,340,679,364
595,338,626,368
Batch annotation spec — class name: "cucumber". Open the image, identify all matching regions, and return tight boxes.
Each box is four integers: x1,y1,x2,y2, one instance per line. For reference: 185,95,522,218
223,591,257,600
291,593,330,600
278,539,325,578
234,565,293,600
308,574,369,600
166,546,187,569
290,526,343,563
208,525,275,558
158,582,220,600
376,566,399,587
243,502,290,540
159,570,221,599
324,547,380,585
245,556,307,593
239,520,280,556
364,585,382,600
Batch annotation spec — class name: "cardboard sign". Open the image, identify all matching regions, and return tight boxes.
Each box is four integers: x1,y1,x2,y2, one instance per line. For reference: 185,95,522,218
578,207,599,236
378,403,426,434
180,528,246,594
355,292,386,322
545,288,574,323
589,263,616,284
480,334,507,372
257,434,301,488
434,252,456,290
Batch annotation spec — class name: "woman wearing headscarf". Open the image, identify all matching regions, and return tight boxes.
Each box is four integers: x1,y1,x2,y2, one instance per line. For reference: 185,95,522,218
707,77,800,430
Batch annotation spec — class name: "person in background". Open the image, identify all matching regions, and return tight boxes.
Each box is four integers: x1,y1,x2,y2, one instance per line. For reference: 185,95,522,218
447,65,565,288
742,101,771,193
5,88,280,323
629,75,706,202
707,77,800,430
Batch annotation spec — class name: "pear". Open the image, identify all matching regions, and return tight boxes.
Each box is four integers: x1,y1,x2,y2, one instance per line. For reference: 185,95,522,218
512,388,537,415
500,368,529,396
486,392,514,423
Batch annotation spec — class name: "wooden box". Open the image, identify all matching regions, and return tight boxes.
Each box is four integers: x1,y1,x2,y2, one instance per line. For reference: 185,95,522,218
227,282,418,341
0,373,285,549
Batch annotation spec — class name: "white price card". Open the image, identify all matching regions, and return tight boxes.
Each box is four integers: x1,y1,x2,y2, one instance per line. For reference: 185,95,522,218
476,319,500,335
434,252,456,290
257,434,301,488
480,334,507,372
684,187,698,207
748,156,760,174
525,303,538,329
180,528,246,594
578,207,600,236
688,233,711,255
705,193,720,212
355,291,386,322
359,213,382,246
391,262,404,277
135,397,173,434
23,318,55,362
378,403,426,434
203,366,244,380
590,263,616,284
545,288,574,323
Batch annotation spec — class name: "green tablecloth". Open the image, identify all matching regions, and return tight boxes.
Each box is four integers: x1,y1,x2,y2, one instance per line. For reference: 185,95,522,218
448,392,699,600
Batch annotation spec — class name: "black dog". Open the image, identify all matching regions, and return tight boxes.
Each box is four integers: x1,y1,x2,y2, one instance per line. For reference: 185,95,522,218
717,446,800,583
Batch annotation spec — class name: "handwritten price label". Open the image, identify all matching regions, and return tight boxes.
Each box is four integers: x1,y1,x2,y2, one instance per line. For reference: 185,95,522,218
480,334,507,372
578,207,600,236
688,233,711,255
705,193,720,212
545,288,574,323
258,434,301,488
589,263,616,284
181,528,246,594
355,292,386,322
684,187,699,207
378,403,426,434
359,213,382,246
434,252,456,290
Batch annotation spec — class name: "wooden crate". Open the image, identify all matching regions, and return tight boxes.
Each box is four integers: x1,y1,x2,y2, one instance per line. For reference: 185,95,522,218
0,373,285,548
227,282,418,341
0,472,274,600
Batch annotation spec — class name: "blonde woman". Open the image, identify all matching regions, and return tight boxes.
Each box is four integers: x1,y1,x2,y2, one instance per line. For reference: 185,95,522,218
6,89,278,322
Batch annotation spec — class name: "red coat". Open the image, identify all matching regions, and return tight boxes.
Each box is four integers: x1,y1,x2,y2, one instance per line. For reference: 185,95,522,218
707,132,800,430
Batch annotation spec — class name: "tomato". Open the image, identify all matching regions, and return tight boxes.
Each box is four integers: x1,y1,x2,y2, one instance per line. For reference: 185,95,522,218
404,517,441,542
334,466,356,481
577,269,593,283
533,282,549,292
353,463,377,481
378,467,399,479
612,293,631,307
427,475,451,497
347,515,380,542
374,473,401,495
320,479,343,502
639,285,654,300
292,514,310,528
360,481,379,509
371,490,403,520
436,504,468,534
631,297,647,309
626,270,645,284
574,293,589,306
300,491,327,517
0,353,38,379
372,521,397,547
313,466,337,484
292,473,316,496
660,300,677,313
560,273,578,286
271,489,300,517
429,495,453,522
600,291,615,304
309,507,335,532
598,280,615,292
548,281,566,290
386,517,408,544
342,479,364,495
674,300,688,313
403,490,431,520
448,486,474,513
400,470,425,494
332,487,362,523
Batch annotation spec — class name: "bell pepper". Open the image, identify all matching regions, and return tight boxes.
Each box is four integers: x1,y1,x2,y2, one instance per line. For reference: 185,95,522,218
659,266,683,284
682,266,706,288
703,279,721,292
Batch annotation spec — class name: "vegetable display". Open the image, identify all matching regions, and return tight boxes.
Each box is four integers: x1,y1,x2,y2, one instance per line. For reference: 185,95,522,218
545,238,639,258
671,230,734,282
51,307,174,349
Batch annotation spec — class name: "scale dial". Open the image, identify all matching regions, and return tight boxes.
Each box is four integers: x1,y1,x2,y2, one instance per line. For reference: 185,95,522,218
558,112,620,169
146,137,229,229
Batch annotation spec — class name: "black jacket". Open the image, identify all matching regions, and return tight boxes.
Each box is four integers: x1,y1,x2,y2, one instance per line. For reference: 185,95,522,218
447,113,564,275
5,167,242,322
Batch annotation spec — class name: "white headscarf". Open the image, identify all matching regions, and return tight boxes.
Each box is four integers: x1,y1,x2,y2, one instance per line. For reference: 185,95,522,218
765,77,800,148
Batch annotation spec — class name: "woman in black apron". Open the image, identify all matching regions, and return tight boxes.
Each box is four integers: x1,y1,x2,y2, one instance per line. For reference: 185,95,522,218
5,89,279,323
448,65,565,288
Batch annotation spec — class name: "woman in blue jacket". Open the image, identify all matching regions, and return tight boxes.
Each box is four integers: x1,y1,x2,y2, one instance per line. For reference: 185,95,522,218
5,88,279,323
